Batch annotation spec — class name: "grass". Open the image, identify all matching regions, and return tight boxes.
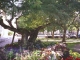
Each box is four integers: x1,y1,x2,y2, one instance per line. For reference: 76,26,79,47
67,42,80,50
37,38,80,50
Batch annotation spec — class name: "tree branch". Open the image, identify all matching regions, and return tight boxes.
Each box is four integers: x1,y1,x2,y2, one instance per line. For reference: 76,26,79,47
0,19,22,34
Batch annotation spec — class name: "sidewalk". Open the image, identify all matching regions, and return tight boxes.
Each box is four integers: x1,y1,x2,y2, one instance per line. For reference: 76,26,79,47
0,36,19,47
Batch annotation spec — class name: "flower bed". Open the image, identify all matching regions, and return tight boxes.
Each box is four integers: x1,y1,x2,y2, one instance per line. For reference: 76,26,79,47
5,42,80,60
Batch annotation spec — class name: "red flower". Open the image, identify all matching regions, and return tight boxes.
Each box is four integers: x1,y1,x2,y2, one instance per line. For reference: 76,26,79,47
75,58,80,60
65,56,73,60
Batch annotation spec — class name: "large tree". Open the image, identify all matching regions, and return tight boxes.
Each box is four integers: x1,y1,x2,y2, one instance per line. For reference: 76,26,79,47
0,0,80,46
73,12,80,38
49,0,80,42
0,0,50,47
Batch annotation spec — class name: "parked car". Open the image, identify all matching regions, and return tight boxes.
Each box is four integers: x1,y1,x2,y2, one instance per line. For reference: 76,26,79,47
54,34,70,38
78,34,80,38
69,34,77,38
60,34,70,38
54,34,61,38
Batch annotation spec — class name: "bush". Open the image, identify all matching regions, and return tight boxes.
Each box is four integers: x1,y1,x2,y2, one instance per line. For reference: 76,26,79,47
70,50,80,59
0,48,6,60
6,49,15,60
41,42,56,48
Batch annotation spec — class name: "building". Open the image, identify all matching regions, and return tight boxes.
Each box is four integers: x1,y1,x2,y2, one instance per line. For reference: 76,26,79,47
0,25,9,37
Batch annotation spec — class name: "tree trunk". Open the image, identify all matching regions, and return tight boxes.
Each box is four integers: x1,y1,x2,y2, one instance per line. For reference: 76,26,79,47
62,28,66,42
20,29,38,50
22,33,29,47
25,30,38,50
51,27,55,38
17,32,28,52
28,30,38,43
11,32,16,44
76,27,79,38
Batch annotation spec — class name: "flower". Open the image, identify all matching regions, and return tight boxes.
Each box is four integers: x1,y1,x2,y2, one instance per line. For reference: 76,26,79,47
65,56,73,60
75,58,80,60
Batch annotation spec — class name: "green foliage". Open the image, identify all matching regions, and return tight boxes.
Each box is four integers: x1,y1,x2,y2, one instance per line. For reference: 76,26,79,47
5,42,19,48
14,49,80,60
41,42,56,47
0,0,80,43
1,0,80,32
0,0,20,15
7,49,15,60
14,50,41,60
18,0,79,31
21,0,42,15
0,0,10,9
70,50,80,58
18,11,48,30
27,50,41,60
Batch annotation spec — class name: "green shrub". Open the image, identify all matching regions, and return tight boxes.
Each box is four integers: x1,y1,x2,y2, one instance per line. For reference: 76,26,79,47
6,49,15,60
5,42,19,48
70,50,80,58
42,42,56,47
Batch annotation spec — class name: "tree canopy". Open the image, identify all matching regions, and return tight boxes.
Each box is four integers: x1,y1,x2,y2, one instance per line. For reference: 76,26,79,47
0,0,80,44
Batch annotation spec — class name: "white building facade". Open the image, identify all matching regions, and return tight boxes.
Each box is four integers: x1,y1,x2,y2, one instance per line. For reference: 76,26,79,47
0,25,9,37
